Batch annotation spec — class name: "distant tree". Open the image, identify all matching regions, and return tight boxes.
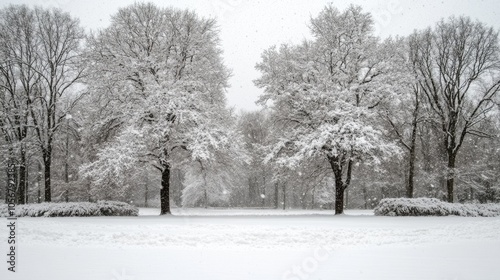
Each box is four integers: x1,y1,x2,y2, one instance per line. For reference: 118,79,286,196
181,121,248,208
255,5,399,214
455,116,500,203
238,110,273,207
410,16,500,202
81,3,235,215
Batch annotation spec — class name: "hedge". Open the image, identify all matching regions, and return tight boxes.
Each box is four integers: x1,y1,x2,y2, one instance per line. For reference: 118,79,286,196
374,197,500,217
0,201,138,217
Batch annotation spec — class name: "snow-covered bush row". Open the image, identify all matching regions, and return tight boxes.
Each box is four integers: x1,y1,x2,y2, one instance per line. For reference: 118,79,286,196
21,202,101,217
374,198,500,217
0,201,138,217
0,202,98,217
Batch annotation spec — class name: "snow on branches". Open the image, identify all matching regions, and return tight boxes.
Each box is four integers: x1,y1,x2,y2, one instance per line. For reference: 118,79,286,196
255,5,401,214
79,3,243,213
182,123,249,207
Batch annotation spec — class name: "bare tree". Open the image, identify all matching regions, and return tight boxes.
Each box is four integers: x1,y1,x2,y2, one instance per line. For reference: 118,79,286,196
0,5,40,204
381,37,425,198
410,16,500,202
31,7,85,202
1,5,85,202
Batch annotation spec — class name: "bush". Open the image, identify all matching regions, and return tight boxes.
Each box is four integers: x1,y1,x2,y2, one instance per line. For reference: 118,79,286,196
374,197,500,217
19,202,101,217
0,201,138,217
97,200,139,216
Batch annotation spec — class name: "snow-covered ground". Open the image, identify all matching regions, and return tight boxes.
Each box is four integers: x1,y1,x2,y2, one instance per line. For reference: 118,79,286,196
139,207,375,216
2,208,499,280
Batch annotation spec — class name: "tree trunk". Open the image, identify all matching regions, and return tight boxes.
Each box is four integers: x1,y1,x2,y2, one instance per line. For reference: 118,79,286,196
328,155,350,215
160,163,171,215
407,128,417,198
262,170,266,207
344,188,349,209
87,182,92,202
64,127,70,203
144,176,149,207
311,185,315,209
446,151,456,203
407,88,420,198
25,163,29,203
334,176,344,214
36,161,42,203
43,149,52,202
363,186,368,209
282,184,286,210
274,181,279,209
204,188,208,208
18,147,26,204
248,178,256,207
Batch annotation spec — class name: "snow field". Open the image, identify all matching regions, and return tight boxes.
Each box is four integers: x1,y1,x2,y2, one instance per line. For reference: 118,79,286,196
1,208,499,280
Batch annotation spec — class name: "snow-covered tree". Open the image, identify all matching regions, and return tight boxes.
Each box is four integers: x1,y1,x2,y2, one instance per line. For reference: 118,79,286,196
80,3,239,214
410,16,500,202
255,5,399,214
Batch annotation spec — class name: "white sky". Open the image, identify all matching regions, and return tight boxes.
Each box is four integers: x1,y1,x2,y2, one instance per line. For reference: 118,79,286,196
1,0,500,112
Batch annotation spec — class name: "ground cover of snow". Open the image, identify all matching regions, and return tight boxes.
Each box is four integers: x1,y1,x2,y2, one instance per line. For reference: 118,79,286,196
1,208,499,280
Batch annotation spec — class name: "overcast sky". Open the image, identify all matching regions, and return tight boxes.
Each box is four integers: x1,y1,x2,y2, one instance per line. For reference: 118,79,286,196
1,0,500,112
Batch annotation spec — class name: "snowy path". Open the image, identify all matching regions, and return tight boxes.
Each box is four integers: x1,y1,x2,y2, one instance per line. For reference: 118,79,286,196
1,208,500,280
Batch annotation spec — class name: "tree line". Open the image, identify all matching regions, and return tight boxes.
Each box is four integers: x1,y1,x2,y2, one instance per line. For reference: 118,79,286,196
1,3,499,215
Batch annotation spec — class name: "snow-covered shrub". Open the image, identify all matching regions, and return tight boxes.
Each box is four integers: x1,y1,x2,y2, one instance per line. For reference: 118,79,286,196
7,202,101,217
374,197,500,217
97,200,139,216
0,201,138,217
